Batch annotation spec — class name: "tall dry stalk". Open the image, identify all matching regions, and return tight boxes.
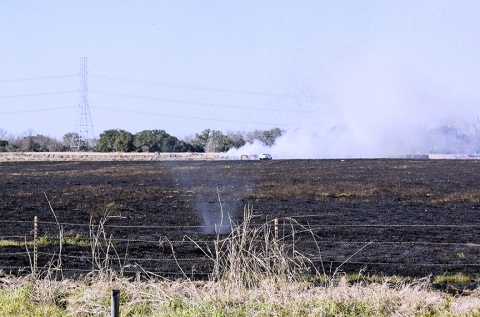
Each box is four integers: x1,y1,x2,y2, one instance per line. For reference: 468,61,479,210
191,204,313,287
43,193,64,279
90,212,113,273
89,211,129,277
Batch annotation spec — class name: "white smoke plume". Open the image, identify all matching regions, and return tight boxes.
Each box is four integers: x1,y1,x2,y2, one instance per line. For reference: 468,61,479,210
225,24,480,159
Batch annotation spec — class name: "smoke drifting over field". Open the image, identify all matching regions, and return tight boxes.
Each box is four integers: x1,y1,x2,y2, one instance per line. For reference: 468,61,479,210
227,100,480,159
226,120,479,159
226,16,480,159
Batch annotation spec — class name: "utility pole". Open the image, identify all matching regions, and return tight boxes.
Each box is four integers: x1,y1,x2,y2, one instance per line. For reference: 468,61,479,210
71,57,96,151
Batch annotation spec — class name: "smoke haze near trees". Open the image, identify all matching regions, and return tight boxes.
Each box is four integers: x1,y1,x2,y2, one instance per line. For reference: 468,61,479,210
224,119,480,159
1,122,480,157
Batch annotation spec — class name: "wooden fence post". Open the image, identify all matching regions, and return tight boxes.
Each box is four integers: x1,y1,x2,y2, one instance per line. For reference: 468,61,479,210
274,218,278,240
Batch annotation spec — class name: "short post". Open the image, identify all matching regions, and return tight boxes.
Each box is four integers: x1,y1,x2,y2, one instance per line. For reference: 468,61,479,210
33,216,38,278
274,218,278,240
111,289,120,317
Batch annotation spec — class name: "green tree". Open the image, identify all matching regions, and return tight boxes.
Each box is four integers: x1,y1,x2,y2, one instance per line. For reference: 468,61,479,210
134,129,168,152
204,130,245,152
0,140,8,152
190,129,247,152
262,128,283,146
205,130,227,152
226,131,246,149
114,130,134,152
134,129,196,152
190,129,211,151
134,130,153,152
246,128,284,146
98,129,121,152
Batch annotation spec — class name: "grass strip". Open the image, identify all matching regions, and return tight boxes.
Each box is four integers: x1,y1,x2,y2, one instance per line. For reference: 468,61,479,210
1,275,480,316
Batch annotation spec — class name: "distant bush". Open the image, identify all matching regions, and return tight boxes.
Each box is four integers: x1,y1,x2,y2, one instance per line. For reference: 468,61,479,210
5,133,65,152
0,140,8,152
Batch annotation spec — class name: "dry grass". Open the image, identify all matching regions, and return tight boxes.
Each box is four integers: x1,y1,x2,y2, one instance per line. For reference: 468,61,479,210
431,190,480,204
189,204,314,287
1,273,480,316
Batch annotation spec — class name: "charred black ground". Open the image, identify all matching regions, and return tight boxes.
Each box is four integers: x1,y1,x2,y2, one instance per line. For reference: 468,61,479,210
1,159,479,279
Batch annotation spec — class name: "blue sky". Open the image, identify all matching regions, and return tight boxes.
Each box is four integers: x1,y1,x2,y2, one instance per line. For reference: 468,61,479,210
1,1,479,156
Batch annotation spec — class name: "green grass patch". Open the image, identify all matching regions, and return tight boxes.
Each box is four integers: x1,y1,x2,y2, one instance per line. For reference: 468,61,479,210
156,297,377,317
433,273,474,284
0,240,25,247
0,284,66,317
0,234,91,248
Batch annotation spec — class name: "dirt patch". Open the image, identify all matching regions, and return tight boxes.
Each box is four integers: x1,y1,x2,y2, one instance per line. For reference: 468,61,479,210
1,159,479,279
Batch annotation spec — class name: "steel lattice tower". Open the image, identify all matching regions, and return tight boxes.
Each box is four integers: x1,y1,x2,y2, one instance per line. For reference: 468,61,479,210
71,57,96,151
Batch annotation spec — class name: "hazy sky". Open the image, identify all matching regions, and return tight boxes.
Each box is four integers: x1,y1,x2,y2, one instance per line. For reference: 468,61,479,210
1,1,479,156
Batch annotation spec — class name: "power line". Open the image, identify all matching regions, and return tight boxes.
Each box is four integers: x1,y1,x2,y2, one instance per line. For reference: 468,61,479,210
0,106,76,115
94,106,297,127
0,57,79,63
0,73,307,101
0,90,77,99
0,88,298,127
0,75,77,83
90,90,317,114
90,74,307,99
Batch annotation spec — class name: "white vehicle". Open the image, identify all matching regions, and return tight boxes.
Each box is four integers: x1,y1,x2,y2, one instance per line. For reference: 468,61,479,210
259,153,272,160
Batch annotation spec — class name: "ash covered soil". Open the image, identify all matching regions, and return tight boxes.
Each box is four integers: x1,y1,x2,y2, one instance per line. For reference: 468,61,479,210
1,159,480,279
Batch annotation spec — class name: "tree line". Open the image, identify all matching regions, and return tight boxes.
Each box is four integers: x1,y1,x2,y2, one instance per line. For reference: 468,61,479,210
0,128,284,153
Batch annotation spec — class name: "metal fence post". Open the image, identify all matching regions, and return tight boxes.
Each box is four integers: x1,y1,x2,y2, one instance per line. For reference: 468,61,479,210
111,289,120,317
33,216,38,278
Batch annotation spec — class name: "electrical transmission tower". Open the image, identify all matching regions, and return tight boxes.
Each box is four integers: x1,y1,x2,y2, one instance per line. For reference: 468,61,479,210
71,57,96,151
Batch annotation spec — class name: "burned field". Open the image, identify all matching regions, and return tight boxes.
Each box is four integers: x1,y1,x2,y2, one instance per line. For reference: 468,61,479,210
1,159,480,279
